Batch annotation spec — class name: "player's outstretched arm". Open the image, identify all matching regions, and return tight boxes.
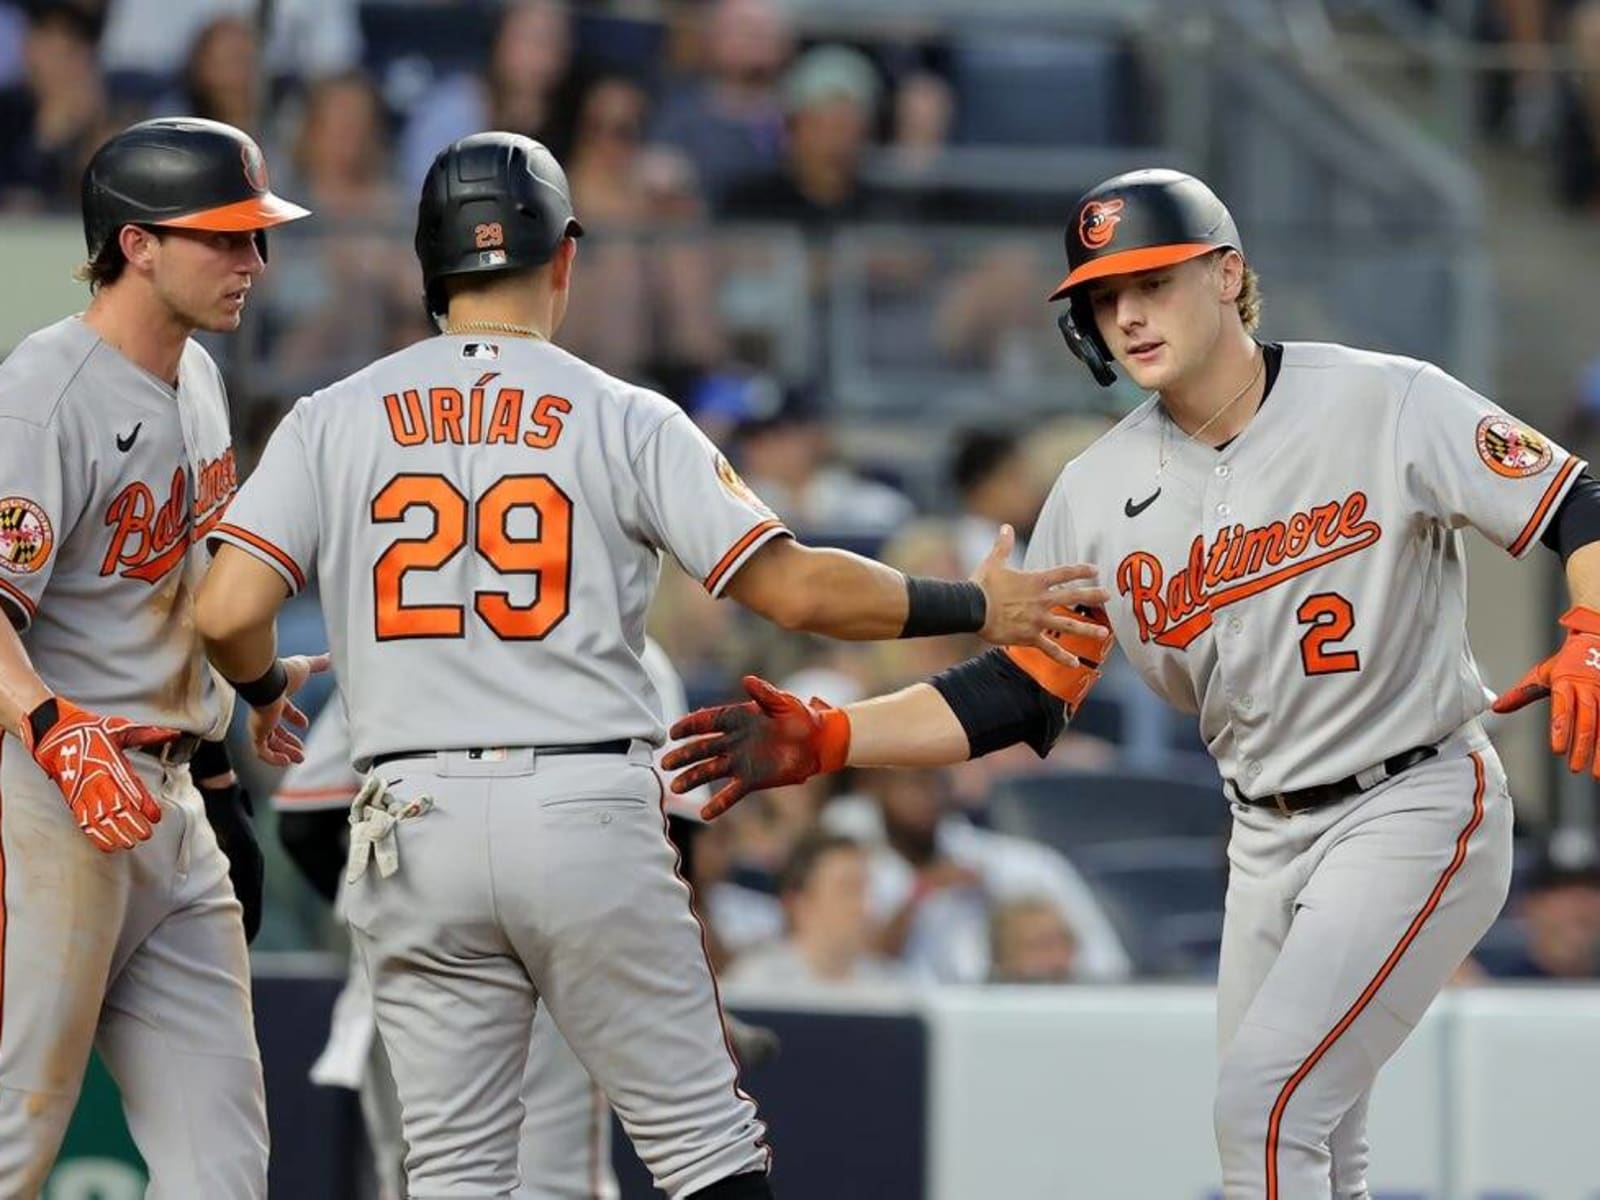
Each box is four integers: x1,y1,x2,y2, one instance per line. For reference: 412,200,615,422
665,608,1113,818
1492,540,1600,773
725,525,1108,666
196,545,328,766
663,677,968,819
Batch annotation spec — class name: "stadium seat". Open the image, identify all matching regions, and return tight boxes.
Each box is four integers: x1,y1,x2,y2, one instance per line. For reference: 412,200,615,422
987,766,1232,853
948,29,1141,148
1071,836,1229,975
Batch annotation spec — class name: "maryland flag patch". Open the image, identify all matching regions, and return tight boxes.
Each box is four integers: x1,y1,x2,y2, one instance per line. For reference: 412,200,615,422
0,497,52,574
1476,416,1554,479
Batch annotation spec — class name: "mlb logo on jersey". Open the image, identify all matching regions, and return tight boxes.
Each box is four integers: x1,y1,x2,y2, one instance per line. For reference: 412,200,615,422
462,342,500,361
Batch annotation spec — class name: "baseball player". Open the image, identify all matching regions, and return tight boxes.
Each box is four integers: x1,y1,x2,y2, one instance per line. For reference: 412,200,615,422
665,168,1600,1199
190,132,1098,1199
0,118,308,1196
276,695,620,1200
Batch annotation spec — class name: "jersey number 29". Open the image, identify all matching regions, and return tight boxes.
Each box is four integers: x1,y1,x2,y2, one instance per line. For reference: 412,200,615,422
371,473,571,641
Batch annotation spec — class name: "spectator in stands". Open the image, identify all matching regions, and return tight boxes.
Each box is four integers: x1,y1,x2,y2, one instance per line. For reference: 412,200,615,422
0,0,114,211
934,239,1060,383
723,375,915,539
1487,850,1600,979
724,831,907,991
175,15,258,134
258,71,412,393
557,72,726,395
1494,0,1560,147
1552,0,1600,207
98,0,359,84
989,897,1081,984
823,766,1132,983
887,68,954,177
652,0,791,207
682,803,784,970
948,427,1042,574
398,0,573,194
721,44,900,229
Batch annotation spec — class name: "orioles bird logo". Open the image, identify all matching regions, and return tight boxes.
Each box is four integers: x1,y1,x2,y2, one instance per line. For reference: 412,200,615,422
1079,198,1125,250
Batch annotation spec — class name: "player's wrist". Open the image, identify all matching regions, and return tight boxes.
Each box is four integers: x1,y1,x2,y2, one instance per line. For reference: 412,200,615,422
1558,605,1600,638
900,576,986,639
23,695,61,748
815,705,851,773
230,659,288,708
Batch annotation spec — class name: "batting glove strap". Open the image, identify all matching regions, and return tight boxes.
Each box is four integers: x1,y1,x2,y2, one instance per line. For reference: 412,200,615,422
1559,605,1600,638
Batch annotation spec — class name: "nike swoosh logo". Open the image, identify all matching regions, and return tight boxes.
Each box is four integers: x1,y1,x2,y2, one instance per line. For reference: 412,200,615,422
1124,488,1161,518
116,422,142,453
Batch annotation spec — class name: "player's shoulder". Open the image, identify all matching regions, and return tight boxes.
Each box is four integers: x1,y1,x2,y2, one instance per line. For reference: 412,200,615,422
1278,340,1433,397
0,315,101,429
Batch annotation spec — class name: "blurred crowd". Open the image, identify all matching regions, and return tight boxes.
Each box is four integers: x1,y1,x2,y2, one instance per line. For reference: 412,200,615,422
3,0,1598,991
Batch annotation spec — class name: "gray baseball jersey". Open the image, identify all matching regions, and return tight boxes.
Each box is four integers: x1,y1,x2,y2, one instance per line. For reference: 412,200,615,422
1017,340,1561,1198
0,315,263,1195
1022,341,1581,797
0,315,236,734
213,335,785,767
222,331,774,1195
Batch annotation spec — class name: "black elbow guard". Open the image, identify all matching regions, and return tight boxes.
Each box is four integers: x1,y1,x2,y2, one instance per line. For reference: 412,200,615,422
1541,471,1600,562
930,649,1067,760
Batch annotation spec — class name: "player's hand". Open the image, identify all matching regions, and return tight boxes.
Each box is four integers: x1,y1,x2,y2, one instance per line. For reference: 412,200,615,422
972,525,1110,666
19,697,177,853
1492,606,1600,774
246,653,331,768
663,675,851,820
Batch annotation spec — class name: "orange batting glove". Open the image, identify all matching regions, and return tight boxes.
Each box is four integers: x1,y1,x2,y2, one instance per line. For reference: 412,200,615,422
1492,606,1600,775
19,697,177,852
663,676,851,820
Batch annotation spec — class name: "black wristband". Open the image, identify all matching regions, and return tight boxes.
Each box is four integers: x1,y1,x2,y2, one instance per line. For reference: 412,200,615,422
191,737,232,780
26,696,60,744
900,576,987,639
232,659,288,708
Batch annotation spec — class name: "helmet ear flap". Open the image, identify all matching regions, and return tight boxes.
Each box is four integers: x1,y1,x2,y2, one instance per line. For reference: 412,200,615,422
1058,292,1116,387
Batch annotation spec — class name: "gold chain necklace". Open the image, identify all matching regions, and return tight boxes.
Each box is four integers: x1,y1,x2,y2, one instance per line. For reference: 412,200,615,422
1156,347,1265,478
447,319,547,340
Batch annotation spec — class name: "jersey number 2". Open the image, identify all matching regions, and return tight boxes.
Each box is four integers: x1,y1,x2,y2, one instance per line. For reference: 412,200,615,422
372,473,572,641
1296,593,1360,676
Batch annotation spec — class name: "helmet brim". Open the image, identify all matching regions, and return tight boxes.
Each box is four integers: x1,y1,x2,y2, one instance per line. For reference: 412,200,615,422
156,191,312,233
1046,242,1220,301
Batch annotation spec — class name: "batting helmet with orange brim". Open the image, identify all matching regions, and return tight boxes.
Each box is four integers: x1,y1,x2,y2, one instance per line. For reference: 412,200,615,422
1049,168,1242,386
81,117,310,264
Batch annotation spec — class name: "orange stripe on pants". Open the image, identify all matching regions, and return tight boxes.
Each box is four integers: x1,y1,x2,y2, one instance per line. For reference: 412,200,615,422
1263,751,1486,1198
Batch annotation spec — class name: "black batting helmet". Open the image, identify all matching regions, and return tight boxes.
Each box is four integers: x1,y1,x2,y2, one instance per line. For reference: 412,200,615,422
1047,168,1242,387
414,132,584,325
81,118,310,266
